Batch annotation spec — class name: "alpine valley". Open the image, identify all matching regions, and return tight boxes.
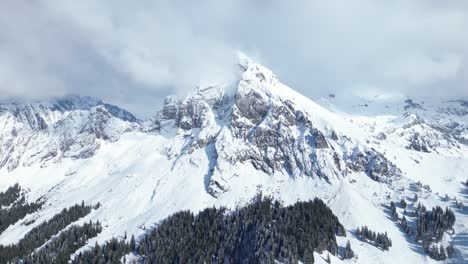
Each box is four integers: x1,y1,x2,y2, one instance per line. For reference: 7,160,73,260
0,55,467,263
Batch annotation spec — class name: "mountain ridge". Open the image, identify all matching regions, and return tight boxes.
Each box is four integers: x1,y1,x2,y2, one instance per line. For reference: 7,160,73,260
0,56,466,263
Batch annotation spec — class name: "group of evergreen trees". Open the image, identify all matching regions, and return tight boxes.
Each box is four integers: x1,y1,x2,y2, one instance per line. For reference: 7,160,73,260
0,184,22,206
414,204,455,244
356,226,392,251
74,195,347,264
415,204,456,260
0,184,44,234
389,198,457,261
0,201,96,263
23,221,102,264
73,235,135,264
426,244,455,261
415,181,431,192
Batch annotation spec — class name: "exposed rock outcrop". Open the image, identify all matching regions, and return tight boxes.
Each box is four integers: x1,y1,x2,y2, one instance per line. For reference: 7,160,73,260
145,55,403,196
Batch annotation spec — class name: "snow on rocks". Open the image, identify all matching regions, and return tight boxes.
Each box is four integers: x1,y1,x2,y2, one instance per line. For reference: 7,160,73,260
0,55,466,263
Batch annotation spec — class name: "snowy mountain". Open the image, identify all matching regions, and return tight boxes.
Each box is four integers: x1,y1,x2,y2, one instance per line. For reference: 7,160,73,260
0,55,467,263
0,96,139,171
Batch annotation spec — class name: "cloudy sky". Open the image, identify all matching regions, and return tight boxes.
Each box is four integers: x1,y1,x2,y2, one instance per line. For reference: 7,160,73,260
1,0,467,117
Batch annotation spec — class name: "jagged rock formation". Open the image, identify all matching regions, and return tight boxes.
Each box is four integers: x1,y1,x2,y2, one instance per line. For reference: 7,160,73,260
346,149,401,183
353,98,468,154
0,56,405,196
399,99,468,153
0,96,138,171
144,55,402,195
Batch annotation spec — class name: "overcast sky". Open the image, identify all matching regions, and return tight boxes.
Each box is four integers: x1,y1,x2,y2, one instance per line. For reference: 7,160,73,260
1,0,468,117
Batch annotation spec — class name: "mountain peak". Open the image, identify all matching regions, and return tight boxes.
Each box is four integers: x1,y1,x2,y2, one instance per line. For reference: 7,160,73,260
0,94,139,171
237,51,252,69
0,95,102,111
0,95,138,124
50,95,102,111
237,52,279,89
143,56,403,198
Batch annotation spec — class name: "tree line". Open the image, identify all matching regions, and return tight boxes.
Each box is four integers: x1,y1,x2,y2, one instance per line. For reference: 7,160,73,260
0,184,44,234
23,221,102,264
0,201,96,263
74,235,135,264
74,195,348,264
0,184,22,207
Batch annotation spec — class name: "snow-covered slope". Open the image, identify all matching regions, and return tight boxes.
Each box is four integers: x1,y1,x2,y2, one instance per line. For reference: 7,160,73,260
0,56,466,263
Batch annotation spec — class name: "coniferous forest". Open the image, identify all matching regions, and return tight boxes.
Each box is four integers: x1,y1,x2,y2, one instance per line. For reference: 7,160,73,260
389,199,457,261
0,184,22,207
1,182,460,263
0,188,348,264
23,221,102,264
0,201,97,263
0,184,44,234
74,195,347,264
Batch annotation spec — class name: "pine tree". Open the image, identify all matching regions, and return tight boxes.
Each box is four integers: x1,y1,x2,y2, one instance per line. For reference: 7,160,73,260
428,244,438,259
446,245,455,258
439,244,446,260
401,216,409,234
303,248,314,264
130,234,136,251
344,240,354,259
392,211,398,221
400,198,407,209
390,201,398,221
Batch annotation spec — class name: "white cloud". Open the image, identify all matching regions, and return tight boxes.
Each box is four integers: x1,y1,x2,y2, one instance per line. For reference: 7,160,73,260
1,0,467,117
384,53,462,86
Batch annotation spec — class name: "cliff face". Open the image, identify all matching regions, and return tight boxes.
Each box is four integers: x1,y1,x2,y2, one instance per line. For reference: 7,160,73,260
144,55,402,196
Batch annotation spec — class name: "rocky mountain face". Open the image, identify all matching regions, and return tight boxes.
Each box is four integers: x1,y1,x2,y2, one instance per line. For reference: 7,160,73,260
2,57,460,192
401,99,468,153
0,96,138,171
144,56,402,196
353,98,468,156
320,92,468,158
0,56,404,192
